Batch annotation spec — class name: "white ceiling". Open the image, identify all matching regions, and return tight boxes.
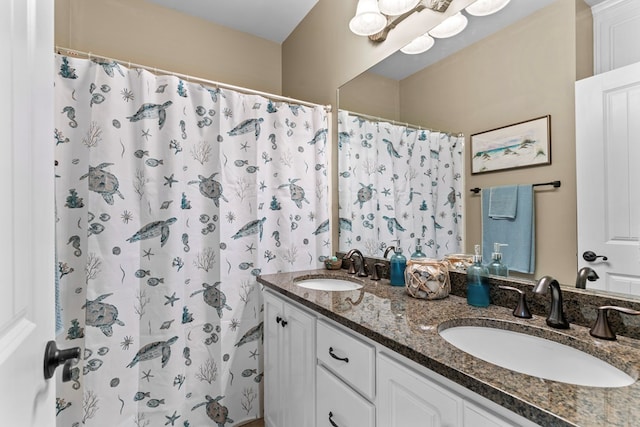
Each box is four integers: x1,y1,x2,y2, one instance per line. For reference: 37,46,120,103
145,0,560,80
146,0,319,44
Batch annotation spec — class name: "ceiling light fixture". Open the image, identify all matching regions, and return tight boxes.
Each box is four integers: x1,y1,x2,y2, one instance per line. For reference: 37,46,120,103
349,0,387,36
428,11,468,38
349,0,453,42
465,0,511,17
400,34,435,54
378,0,421,16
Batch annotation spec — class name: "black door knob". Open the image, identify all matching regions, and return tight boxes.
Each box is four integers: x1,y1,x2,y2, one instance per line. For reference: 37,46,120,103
583,251,608,262
44,340,81,381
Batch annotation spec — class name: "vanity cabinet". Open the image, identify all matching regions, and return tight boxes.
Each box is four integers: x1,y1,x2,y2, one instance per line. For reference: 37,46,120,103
264,290,316,427
264,289,537,427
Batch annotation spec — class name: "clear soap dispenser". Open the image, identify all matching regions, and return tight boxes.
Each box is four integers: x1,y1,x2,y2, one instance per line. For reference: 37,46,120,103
411,238,426,259
385,240,406,287
466,244,490,307
487,243,509,277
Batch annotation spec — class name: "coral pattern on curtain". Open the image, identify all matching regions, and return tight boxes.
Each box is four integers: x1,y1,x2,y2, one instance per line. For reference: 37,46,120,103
54,55,329,427
337,110,463,258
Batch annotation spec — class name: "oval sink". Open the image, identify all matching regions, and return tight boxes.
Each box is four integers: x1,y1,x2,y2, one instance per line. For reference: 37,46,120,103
439,325,634,388
294,278,363,292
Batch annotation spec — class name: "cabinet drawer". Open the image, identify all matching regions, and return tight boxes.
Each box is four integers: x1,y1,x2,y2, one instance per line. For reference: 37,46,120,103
317,320,375,399
316,365,375,427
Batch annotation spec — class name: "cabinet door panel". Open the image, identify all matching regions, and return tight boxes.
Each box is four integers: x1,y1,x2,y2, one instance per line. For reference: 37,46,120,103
283,299,316,427
378,354,462,427
263,291,283,427
316,365,375,427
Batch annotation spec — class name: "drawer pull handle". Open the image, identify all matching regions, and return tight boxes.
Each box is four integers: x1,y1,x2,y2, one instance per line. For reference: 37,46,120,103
328,347,349,363
329,411,340,427
276,316,282,324
281,319,288,327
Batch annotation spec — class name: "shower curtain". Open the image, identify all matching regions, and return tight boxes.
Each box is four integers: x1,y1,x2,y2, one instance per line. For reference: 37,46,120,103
337,110,463,258
54,55,329,426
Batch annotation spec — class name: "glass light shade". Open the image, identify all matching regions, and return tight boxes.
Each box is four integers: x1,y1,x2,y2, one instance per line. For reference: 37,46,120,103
378,0,420,16
465,0,511,17
349,0,387,36
400,34,435,55
428,12,468,39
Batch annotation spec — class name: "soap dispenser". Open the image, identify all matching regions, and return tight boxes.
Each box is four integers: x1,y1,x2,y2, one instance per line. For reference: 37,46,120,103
384,241,406,287
467,244,490,307
411,238,426,259
487,243,509,277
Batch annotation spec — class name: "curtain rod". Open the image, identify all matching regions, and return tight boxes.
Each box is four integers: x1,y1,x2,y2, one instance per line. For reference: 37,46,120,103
55,46,332,112
341,109,463,137
469,180,561,194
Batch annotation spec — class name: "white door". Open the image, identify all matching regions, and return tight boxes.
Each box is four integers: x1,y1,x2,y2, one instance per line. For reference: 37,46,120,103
0,0,56,425
576,61,640,296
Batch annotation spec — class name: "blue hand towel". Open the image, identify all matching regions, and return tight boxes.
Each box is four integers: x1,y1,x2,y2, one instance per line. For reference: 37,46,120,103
482,185,535,274
488,185,518,219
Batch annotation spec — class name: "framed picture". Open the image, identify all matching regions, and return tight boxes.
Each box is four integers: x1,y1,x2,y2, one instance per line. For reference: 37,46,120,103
470,115,551,174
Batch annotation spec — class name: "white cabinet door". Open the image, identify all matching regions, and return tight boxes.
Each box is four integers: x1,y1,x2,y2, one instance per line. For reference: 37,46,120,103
264,290,316,427
282,298,316,427
377,353,462,427
264,291,284,427
576,61,640,296
0,0,56,425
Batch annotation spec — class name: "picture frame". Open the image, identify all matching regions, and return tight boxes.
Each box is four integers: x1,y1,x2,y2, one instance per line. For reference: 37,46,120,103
470,115,551,174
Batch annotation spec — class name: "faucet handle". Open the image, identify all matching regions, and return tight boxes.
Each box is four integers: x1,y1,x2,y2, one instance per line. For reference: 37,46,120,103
343,254,357,274
590,305,640,340
370,262,385,281
499,286,532,319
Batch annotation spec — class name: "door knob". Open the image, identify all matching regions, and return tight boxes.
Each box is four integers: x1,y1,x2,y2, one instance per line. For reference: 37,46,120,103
44,340,81,382
583,251,608,262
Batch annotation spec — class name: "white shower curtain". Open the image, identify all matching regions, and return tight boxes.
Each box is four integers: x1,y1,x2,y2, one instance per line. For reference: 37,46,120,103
338,110,463,258
54,54,329,426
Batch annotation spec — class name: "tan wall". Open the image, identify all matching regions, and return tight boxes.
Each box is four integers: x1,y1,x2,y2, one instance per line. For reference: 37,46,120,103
54,0,282,94
281,0,477,104
338,73,401,121
400,0,578,284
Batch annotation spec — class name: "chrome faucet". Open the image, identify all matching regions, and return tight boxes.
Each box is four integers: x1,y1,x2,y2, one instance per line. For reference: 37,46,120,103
575,267,599,289
345,249,368,277
532,276,569,329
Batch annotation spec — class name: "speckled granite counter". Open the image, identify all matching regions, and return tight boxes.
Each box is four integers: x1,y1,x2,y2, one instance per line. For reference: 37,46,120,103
257,269,640,427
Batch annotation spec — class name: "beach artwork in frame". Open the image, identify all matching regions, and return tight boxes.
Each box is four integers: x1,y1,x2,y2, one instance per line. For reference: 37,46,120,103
470,115,551,174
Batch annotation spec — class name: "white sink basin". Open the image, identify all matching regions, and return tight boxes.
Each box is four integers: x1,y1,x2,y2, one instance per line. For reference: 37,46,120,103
294,278,363,292
439,325,635,388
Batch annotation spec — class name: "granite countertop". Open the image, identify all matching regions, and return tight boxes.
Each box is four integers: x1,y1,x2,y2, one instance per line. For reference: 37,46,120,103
257,269,640,427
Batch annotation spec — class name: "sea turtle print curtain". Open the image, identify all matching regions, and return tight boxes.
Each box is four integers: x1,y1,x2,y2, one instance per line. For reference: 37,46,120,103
337,110,463,258
54,54,329,427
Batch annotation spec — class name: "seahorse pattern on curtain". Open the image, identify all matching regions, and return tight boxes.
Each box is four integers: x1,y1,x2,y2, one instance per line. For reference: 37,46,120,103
337,110,463,258
54,55,329,427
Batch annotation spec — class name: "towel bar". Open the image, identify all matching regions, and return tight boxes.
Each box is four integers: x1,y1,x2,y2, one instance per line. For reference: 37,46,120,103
470,180,560,194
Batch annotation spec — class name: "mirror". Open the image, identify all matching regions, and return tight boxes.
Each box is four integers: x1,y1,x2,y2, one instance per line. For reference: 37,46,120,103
336,0,621,296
